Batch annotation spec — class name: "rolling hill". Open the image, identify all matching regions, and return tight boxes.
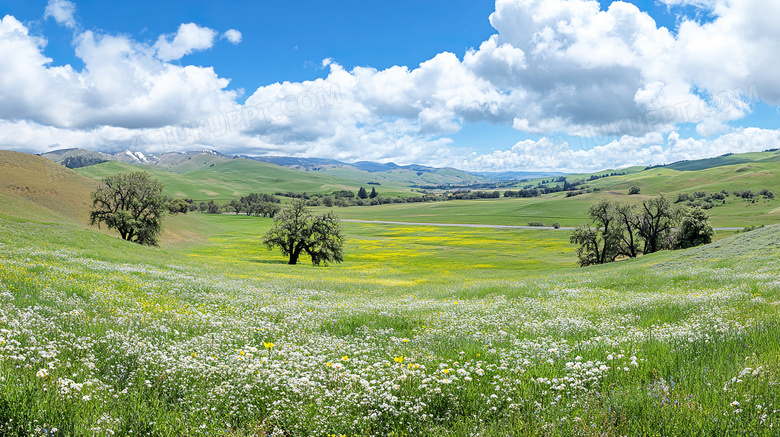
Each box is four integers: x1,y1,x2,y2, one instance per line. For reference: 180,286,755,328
0,151,213,246
16,148,780,228
74,158,424,201
41,148,490,187
649,149,780,171
0,150,95,224
335,151,780,227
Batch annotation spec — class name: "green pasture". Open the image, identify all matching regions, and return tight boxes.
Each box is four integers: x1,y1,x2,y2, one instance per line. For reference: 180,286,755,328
76,159,418,202
2,148,780,435
182,214,577,292
0,209,779,435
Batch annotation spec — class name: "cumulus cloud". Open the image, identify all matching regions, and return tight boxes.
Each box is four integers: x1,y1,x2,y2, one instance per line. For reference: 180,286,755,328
457,128,780,173
44,0,77,28
2,0,780,171
0,15,238,130
223,29,242,44
154,23,218,61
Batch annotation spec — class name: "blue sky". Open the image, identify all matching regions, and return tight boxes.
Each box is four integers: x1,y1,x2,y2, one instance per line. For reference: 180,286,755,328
8,1,499,91
11,1,708,96
1,0,779,172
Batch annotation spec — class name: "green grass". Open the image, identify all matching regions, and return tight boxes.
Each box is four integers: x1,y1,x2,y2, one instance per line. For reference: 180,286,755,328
2,148,780,435
182,214,576,293
76,159,429,202
331,190,777,228
0,206,779,435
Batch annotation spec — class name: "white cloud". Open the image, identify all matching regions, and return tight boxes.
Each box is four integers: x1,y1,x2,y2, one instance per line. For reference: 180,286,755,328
0,16,237,129
44,0,77,29
459,128,780,173
656,0,717,9
223,29,242,44
154,23,218,62
2,0,780,172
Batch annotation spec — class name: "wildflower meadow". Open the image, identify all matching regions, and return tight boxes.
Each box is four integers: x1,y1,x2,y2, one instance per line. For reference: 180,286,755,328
0,215,778,436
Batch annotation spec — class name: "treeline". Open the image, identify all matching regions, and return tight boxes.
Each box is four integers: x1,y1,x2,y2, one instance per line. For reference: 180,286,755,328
196,193,282,217
675,188,775,210
503,178,595,198
62,156,107,169
161,193,282,217
276,187,506,205
586,172,627,181
412,181,518,190
225,193,281,217
571,195,714,267
734,188,774,200
503,174,625,199
449,190,501,199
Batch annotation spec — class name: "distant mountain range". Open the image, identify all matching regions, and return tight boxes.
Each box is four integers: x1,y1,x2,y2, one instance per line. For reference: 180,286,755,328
39,148,563,182
41,148,227,167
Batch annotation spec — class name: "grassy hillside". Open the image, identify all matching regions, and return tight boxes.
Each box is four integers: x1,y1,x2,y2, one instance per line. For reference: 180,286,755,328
46,148,483,193
76,158,420,201
0,152,212,247
154,152,233,173
658,149,780,171
71,149,780,228
0,151,96,224
0,196,778,435
336,157,780,227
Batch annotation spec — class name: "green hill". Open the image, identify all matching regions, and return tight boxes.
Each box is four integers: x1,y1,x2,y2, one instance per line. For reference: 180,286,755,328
153,152,233,173
336,153,780,227
0,150,96,224
653,149,780,171
67,149,780,227
0,151,212,246
75,158,424,201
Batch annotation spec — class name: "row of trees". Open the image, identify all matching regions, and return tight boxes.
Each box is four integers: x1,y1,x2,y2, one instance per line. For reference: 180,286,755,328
570,195,714,267
226,193,281,217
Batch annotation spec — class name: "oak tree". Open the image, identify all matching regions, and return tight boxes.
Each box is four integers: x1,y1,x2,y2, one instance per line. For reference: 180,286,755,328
89,172,166,246
263,199,344,265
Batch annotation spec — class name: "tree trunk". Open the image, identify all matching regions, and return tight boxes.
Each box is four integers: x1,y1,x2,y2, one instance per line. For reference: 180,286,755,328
288,246,303,265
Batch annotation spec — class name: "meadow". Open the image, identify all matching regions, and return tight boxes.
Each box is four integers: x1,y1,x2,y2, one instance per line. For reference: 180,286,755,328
331,191,777,228
0,207,779,436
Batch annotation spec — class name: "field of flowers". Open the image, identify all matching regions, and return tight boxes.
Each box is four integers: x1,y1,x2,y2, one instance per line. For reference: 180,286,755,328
0,215,779,436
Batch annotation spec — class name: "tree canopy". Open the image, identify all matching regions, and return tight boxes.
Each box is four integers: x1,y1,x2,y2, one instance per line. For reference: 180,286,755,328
674,207,714,249
89,171,166,246
571,195,710,267
263,199,344,265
